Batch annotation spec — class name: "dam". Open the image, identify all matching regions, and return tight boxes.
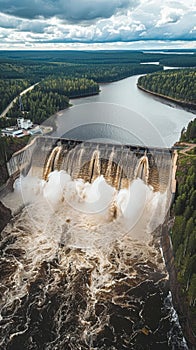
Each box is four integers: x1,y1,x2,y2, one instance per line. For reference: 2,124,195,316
0,136,186,350
6,136,176,194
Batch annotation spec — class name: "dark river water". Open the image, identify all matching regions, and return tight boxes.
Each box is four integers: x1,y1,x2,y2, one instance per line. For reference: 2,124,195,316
51,75,195,147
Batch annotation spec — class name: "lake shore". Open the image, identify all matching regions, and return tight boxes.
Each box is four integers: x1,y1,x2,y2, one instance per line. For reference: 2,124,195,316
137,84,196,112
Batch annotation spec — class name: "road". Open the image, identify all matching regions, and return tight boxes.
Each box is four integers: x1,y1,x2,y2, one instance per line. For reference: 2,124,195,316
179,142,196,156
0,82,39,118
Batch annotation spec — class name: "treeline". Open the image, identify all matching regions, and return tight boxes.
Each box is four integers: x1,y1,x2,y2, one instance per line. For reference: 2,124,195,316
159,55,196,68
0,118,17,129
0,50,195,66
81,63,162,83
181,119,196,142
138,69,196,105
0,50,195,83
0,61,163,82
0,62,57,81
0,79,30,114
171,119,196,334
40,77,99,98
6,78,99,124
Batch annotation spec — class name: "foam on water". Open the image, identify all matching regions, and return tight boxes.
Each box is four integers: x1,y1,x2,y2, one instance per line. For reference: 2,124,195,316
10,170,170,240
0,169,188,349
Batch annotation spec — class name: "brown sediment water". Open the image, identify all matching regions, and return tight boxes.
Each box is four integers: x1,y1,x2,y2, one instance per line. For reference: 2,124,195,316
0,138,188,350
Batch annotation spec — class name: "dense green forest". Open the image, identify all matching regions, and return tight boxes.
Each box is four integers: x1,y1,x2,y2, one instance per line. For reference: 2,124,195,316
159,55,196,68
0,50,195,66
6,78,98,124
0,117,17,129
40,77,99,98
0,50,195,83
171,118,196,335
137,69,196,106
181,119,196,142
80,63,162,82
0,61,162,82
0,51,167,81
0,79,30,114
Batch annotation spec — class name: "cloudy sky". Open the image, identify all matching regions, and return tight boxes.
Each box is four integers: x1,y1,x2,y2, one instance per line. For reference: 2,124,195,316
0,0,195,50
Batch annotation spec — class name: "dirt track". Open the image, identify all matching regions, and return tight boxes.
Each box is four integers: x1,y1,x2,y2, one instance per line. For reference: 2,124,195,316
179,142,196,156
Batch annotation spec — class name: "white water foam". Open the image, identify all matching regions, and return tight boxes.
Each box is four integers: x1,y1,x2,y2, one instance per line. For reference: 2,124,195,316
2,169,185,350
8,170,170,240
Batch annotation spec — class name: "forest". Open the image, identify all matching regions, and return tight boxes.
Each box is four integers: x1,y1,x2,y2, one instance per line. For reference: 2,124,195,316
6,78,99,124
0,79,30,114
0,61,162,81
0,50,195,66
137,69,196,106
181,119,196,142
158,55,196,68
171,118,196,335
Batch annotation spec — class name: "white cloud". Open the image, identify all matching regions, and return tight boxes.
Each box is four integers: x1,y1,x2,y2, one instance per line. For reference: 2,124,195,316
1,40,195,51
0,0,195,48
190,26,196,34
156,7,184,27
0,12,21,28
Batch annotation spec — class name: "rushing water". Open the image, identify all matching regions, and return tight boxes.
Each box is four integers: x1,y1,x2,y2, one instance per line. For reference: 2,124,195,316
1,137,188,350
0,75,193,349
51,75,195,147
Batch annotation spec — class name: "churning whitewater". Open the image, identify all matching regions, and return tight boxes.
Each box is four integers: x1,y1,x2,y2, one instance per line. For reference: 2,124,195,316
0,138,187,350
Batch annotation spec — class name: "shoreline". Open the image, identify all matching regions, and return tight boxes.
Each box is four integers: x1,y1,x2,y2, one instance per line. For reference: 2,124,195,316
137,84,196,112
69,90,100,100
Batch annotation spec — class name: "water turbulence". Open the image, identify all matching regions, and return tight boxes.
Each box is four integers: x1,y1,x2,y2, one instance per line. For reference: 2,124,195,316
134,155,149,185
1,137,187,350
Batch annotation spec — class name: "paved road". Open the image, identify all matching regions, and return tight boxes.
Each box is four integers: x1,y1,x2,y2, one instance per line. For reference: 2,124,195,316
0,82,39,118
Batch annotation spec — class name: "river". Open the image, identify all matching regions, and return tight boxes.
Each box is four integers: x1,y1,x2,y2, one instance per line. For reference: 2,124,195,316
1,73,192,349
51,74,194,148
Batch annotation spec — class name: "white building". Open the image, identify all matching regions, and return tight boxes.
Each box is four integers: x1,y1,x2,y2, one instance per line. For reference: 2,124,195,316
17,118,33,130
0,117,43,138
1,128,25,138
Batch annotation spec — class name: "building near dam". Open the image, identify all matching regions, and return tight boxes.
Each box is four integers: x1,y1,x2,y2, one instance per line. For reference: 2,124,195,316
1,117,42,138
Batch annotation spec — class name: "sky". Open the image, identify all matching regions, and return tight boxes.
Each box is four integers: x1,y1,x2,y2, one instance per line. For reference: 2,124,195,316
0,0,195,50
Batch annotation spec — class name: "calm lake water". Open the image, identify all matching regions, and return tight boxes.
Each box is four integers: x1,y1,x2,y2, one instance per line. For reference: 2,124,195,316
51,75,195,147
